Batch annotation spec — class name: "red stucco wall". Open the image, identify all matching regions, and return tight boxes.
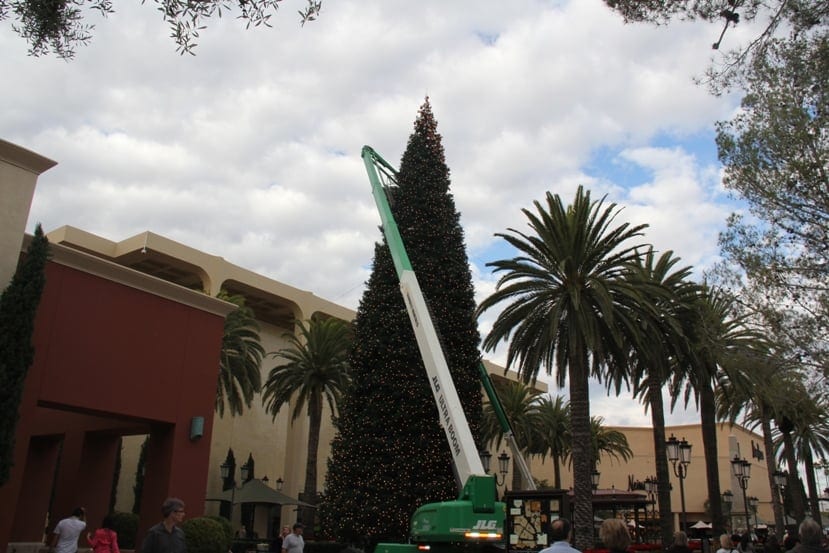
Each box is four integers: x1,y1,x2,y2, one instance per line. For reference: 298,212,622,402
0,259,227,549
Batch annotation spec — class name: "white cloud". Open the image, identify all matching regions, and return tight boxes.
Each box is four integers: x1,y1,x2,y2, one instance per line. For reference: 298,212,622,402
2,0,753,427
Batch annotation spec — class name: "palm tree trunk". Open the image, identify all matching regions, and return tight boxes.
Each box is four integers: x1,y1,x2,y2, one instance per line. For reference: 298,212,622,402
647,375,675,547
804,449,822,526
781,426,806,524
569,348,594,551
760,410,784,540
699,381,724,536
553,452,561,489
302,397,323,532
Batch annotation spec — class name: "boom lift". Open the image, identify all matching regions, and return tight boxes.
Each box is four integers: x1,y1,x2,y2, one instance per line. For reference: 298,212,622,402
362,146,536,553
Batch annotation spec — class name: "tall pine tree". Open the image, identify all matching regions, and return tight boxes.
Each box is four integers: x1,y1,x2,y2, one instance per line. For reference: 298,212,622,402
320,99,483,545
0,224,50,485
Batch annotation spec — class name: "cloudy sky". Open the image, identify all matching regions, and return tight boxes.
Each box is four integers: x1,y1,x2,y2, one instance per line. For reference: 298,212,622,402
3,0,759,428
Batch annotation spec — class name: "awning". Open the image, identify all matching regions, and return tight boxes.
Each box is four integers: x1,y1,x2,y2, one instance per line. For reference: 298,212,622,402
207,479,315,507
691,521,712,529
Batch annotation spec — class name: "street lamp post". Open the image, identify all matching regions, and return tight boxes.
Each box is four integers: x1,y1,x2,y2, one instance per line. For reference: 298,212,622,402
749,496,759,529
774,469,789,528
722,490,734,532
666,434,692,533
220,460,251,523
731,455,752,532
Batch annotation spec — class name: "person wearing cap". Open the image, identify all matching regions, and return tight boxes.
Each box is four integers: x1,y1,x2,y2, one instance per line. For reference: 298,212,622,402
140,498,187,553
281,523,304,553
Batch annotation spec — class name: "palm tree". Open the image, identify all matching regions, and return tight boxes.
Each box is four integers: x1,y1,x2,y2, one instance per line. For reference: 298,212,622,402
533,395,570,488
477,186,650,550
788,389,829,527
480,379,543,490
672,286,760,537
216,291,265,417
622,249,698,544
716,352,792,539
590,416,633,466
262,316,352,527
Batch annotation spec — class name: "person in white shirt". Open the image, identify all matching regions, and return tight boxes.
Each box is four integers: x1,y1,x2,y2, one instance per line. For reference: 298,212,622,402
281,523,304,553
50,507,87,553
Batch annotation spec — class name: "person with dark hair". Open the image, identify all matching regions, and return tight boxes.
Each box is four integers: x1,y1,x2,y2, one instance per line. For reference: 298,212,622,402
87,515,121,553
50,507,87,553
140,498,187,553
281,523,304,553
539,518,580,553
599,519,631,553
739,531,755,553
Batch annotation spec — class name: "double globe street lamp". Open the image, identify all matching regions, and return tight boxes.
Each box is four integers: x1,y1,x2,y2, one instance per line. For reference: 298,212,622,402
731,455,752,532
666,434,692,532
480,450,511,488
773,468,789,527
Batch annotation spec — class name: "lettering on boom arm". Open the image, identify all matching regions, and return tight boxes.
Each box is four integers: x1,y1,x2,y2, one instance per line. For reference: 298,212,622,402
432,376,461,457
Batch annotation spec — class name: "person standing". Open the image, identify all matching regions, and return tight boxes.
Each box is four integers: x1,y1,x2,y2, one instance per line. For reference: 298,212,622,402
87,515,121,553
140,498,187,553
599,519,631,553
668,532,693,553
281,523,304,553
539,518,580,553
50,507,87,553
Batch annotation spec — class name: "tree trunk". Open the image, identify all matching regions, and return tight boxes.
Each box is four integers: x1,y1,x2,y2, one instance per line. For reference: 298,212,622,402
781,426,806,524
569,348,594,551
804,449,822,526
760,410,784,540
699,381,723,536
553,452,561,489
647,373,675,547
302,396,322,534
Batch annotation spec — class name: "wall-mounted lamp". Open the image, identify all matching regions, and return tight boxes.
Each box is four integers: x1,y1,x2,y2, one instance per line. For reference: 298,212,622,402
190,416,205,441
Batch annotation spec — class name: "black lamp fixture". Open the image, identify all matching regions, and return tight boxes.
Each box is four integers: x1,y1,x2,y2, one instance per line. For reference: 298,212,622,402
219,459,252,522
731,455,752,531
480,449,510,487
666,434,692,532
591,468,601,491
276,477,284,491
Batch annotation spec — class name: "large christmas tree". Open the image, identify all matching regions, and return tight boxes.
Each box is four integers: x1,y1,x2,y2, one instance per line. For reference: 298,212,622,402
320,99,483,545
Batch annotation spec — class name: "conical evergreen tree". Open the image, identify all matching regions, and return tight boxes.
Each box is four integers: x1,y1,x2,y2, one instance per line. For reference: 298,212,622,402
320,99,483,545
0,224,50,485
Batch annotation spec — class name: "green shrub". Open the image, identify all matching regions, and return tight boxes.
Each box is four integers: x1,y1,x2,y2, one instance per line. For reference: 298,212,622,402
182,517,231,553
205,516,234,546
108,511,139,549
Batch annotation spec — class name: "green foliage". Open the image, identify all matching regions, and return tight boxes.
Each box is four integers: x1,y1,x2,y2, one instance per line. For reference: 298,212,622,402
217,291,264,418
320,99,484,545
205,515,234,546
263,315,352,527
0,224,50,486
0,0,323,58
132,435,148,514
715,32,829,378
109,511,139,549
182,517,232,553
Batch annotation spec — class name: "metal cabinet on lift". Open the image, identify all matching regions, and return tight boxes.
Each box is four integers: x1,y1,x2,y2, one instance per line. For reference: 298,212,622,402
504,489,571,553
